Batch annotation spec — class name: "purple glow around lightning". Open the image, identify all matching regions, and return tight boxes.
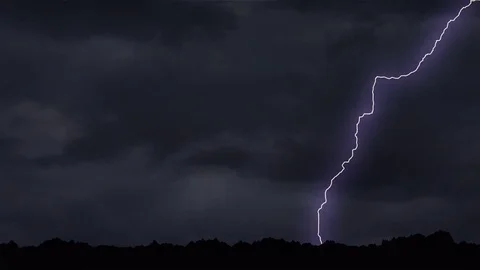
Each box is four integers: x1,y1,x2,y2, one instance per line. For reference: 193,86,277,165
317,0,478,245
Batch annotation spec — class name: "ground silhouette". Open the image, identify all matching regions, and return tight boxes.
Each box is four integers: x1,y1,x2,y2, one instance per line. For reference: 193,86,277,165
0,230,478,269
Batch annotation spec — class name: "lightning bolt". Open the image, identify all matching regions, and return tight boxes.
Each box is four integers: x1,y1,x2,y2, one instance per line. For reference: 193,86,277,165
317,0,478,245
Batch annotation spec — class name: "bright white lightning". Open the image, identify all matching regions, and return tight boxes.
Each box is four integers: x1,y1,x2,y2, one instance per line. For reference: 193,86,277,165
317,0,477,245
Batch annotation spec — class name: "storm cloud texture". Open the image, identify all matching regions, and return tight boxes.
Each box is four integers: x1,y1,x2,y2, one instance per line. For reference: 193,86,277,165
0,0,479,246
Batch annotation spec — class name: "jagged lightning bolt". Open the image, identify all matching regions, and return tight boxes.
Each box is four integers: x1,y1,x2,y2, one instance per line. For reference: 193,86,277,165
317,0,478,245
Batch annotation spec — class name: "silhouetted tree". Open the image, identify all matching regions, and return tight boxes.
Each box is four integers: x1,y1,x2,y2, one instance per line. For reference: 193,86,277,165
0,230,478,269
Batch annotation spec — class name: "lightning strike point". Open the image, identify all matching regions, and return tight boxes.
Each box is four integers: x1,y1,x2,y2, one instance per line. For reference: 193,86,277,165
316,0,477,245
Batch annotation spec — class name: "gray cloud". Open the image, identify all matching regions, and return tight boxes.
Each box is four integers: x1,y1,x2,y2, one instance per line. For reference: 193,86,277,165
273,0,474,16
0,100,82,158
0,0,237,45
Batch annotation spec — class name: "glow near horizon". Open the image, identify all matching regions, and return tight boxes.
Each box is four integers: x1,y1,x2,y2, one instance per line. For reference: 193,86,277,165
317,0,478,245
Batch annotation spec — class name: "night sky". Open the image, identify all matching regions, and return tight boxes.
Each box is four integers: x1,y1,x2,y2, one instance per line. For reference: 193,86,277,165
0,0,479,246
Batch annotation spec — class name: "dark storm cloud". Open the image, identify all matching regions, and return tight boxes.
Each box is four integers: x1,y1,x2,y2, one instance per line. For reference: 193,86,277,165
181,136,338,182
273,0,472,16
0,0,479,246
184,146,251,169
0,0,237,44
0,145,314,245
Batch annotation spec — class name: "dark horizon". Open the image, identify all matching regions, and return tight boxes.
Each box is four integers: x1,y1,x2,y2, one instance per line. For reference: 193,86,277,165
1,230,479,269
1,230,478,248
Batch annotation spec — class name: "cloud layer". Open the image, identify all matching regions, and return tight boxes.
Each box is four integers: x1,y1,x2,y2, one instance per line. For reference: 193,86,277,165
0,0,479,246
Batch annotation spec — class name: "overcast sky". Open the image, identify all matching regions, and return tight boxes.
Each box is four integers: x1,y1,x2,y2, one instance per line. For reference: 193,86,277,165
0,0,479,246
